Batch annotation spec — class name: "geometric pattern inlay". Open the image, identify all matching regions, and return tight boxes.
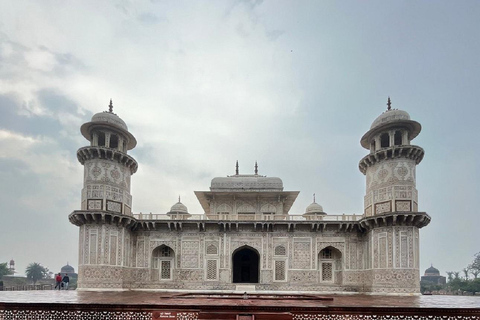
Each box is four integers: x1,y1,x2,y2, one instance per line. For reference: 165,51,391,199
292,315,478,320
395,200,411,212
181,241,200,268
375,201,391,214
0,310,154,320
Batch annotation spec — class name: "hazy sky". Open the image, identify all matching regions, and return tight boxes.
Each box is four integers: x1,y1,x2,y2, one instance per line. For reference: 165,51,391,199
0,0,479,279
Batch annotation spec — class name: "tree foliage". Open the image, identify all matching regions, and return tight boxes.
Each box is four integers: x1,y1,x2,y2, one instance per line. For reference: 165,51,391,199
469,252,480,278
25,262,48,285
444,252,480,294
0,262,13,280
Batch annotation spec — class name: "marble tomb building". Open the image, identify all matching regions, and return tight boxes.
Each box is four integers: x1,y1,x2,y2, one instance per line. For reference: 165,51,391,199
69,99,430,294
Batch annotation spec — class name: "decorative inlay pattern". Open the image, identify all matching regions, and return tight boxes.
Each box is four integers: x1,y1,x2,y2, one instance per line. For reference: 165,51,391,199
375,201,391,214
275,260,286,281
293,241,311,269
88,199,102,210
206,259,218,280
0,310,153,320
106,200,122,213
182,241,200,268
396,200,411,212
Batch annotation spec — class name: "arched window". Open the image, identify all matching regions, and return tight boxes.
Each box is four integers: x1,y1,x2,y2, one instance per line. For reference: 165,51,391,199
380,133,389,148
394,131,402,146
319,247,342,284
237,203,255,219
98,132,106,147
261,204,277,214
216,203,232,215
110,134,119,149
152,245,174,280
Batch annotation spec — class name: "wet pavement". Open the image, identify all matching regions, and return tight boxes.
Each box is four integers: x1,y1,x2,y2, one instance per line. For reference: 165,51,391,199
0,291,479,308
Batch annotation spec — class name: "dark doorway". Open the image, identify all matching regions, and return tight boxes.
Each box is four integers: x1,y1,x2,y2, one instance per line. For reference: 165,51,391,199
232,247,259,283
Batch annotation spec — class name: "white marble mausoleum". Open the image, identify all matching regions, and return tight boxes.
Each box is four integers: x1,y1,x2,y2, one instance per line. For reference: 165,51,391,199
69,99,430,294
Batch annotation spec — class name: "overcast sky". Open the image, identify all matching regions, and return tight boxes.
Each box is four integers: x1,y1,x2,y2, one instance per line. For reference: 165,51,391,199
0,0,479,279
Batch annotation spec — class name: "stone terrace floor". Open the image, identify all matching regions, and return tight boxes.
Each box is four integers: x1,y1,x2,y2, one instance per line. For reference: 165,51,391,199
0,291,479,308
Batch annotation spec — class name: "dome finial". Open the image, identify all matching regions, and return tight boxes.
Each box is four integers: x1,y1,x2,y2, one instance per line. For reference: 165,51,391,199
313,193,316,203
254,161,258,175
178,195,181,202
109,99,114,113
235,160,239,175
387,97,392,111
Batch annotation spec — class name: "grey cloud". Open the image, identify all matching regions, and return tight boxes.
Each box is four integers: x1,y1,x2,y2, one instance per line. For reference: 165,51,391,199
0,91,92,154
234,0,264,11
0,159,41,199
0,34,86,79
0,93,62,137
266,30,285,41
225,0,264,18
137,12,162,25
38,46,86,75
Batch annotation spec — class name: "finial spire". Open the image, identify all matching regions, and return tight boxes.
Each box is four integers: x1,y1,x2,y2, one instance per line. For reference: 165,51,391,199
178,195,181,202
387,97,391,111
108,99,113,113
313,193,316,203
235,160,239,175
254,161,258,175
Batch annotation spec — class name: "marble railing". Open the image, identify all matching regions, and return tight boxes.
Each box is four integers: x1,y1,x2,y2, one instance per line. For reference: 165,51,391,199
132,213,362,222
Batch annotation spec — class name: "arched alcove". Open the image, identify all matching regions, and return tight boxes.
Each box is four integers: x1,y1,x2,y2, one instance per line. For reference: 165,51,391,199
232,246,260,283
152,245,175,281
318,246,342,284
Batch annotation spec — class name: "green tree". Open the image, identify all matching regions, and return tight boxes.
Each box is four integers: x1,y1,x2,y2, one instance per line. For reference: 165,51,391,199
466,278,480,295
0,262,12,280
25,262,48,285
469,252,480,279
446,271,454,282
471,269,480,279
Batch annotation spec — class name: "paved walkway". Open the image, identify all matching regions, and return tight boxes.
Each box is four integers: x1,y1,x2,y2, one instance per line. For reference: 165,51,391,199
0,291,479,308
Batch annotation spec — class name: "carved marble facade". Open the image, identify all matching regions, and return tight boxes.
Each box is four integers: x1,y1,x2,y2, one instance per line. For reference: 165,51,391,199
70,100,430,294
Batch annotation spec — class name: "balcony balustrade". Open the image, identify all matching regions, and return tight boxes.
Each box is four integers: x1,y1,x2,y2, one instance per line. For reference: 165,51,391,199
133,213,362,222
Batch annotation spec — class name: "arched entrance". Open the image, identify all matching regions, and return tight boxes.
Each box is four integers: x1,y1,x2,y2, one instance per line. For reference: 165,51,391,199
232,246,259,283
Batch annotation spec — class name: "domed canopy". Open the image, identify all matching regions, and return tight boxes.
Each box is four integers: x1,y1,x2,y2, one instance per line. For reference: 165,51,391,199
80,100,137,150
91,111,129,131
370,109,411,130
61,263,75,274
305,202,324,214
168,199,189,215
424,265,440,276
303,194,326,217
360,99,422,149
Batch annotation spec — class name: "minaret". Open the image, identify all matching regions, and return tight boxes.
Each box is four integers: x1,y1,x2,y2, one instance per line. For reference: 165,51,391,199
69,100,138,289
359,98,424,216
358,98,430,294
77,100,138,215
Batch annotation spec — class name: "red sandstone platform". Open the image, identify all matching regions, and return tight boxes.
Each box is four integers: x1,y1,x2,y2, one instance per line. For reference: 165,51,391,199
1,291,479,320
